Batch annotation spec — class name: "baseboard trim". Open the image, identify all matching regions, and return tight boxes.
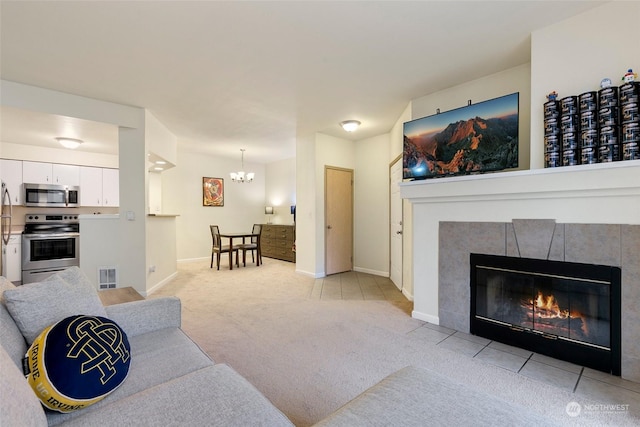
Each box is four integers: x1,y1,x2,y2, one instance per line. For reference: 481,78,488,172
296,268,324,278
412,310,439,325
145,271,178,296
178,257,209,263
402,288,414,301
353,266,389,277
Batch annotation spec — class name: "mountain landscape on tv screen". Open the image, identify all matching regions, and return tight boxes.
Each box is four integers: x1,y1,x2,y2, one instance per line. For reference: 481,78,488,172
403,114,518,179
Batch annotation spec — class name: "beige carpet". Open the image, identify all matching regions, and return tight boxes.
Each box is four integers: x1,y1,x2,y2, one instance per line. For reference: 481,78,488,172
151,258,640,426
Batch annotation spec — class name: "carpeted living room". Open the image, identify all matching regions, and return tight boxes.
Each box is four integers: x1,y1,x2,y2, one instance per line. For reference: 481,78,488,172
2,1,639,426
149,258,640,426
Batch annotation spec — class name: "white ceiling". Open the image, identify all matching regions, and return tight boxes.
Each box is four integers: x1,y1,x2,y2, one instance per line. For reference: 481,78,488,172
0,1,605,164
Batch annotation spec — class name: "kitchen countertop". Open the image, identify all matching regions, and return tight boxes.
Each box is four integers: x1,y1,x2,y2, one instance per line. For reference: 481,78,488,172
78,214,119,220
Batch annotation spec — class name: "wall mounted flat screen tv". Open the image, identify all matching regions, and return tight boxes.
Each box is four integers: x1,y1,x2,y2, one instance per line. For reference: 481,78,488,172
403,92,519,180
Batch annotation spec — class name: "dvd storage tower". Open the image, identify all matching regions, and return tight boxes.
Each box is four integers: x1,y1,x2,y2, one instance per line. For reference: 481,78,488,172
620,82,640,160
560,96,580,166
543,99,562,167
598,86,620,162
579,91,598,164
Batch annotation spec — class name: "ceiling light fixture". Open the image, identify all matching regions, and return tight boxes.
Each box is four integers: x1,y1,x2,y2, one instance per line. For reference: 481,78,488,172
340,120,361,132
230,149,255,183
56,137,83,149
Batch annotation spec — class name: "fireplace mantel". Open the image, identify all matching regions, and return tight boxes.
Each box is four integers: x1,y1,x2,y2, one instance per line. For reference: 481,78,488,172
400,160,640,204
399,162,640,381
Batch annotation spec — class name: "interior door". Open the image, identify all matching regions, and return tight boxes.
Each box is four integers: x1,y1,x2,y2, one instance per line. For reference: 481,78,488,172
389,157,403,291
325,167,353,275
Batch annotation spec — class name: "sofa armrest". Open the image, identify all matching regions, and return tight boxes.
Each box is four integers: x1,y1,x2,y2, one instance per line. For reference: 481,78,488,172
104,297,181,337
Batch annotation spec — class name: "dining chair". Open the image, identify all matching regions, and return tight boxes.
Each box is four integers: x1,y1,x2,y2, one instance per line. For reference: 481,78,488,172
237,224,262,267
210,225,239,270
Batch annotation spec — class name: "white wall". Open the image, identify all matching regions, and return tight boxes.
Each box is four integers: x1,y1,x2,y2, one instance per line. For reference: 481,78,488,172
148,172,162,214
78,215,120,289
163,148,266,261
354,133,390,276
145,110,178,166
295,134,316,276
144,111,179,291
265,157,296,225
146,215,177,295
0,142,118,168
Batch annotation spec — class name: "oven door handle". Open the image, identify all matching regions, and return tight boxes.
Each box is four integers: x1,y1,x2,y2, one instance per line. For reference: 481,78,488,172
23,233,80,239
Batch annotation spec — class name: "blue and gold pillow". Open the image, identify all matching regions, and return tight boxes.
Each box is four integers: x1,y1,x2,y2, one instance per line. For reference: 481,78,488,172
25,315,131,413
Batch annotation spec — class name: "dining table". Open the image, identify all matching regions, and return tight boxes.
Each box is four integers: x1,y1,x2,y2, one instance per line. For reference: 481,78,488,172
218,231,261,270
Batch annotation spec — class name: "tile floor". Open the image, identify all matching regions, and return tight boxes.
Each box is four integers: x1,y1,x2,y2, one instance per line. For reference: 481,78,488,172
313,271,640,404
310,270,406,301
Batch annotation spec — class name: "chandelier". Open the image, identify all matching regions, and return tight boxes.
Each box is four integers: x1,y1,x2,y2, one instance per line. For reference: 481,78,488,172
230,149,254,183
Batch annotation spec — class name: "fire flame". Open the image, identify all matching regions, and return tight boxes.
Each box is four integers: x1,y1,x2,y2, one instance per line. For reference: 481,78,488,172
534,292,568,318
528,292,589,336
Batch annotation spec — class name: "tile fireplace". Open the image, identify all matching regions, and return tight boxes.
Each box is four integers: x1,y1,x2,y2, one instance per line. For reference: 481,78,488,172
470,253,621,375
437,219,639,382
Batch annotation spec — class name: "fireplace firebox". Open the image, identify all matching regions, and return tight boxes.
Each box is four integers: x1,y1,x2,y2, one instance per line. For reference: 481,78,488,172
470,253,621,375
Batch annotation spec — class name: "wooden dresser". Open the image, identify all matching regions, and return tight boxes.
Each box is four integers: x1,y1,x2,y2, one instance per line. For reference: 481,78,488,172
261,224,296,262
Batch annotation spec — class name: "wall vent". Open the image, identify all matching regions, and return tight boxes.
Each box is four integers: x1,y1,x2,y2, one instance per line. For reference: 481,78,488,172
98,267,118,289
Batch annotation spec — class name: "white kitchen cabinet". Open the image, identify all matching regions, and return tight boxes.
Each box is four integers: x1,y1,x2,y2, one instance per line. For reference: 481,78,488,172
4,234,22,283
52,164,80,186
80,166,103,206
79,166,119,207
23,161,79,186
0,159,23,205
22,161,51,184
102,168,119,207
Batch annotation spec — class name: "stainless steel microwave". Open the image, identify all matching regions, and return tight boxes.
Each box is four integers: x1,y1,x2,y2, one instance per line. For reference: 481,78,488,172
24,183,80,207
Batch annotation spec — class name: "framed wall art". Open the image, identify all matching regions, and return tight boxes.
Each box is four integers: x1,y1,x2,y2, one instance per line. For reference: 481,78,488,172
203,177,224,207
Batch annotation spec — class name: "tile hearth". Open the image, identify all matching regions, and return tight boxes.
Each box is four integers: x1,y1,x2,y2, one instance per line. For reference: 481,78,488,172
408,321,640,403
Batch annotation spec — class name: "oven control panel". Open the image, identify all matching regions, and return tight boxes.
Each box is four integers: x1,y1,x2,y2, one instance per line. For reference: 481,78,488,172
25,214,79,223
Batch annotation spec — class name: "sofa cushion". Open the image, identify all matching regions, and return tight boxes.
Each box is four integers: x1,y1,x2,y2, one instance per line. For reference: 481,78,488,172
3,271,106,344
46,327,215,426
314,365,556,427
0,345,47,427
104,297,182,337
55,364,294,427
0,276,28,368
26,315,131,413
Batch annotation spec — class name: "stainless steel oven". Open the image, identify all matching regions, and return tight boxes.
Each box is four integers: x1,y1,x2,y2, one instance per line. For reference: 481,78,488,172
22,214,80,284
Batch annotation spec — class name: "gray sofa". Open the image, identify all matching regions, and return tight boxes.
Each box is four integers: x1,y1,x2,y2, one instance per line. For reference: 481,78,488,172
0,268,293,427
1,267,553,427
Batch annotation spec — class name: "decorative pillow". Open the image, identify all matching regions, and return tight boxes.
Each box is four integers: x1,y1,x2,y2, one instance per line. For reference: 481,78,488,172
25,315,131,413
4,274,107,344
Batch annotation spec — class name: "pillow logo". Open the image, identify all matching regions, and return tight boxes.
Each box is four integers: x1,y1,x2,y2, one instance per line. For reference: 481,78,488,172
26,315,131,413
66,316,130,385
